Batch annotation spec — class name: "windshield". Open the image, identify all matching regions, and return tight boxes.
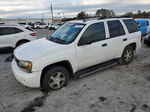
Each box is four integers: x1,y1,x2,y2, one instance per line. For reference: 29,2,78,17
47,23,85,44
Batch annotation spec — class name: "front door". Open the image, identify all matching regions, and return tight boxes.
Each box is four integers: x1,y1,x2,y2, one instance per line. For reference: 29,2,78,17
76,22,109,70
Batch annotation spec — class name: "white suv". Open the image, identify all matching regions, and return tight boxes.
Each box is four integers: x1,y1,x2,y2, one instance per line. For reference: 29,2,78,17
11,18,141,91
34,22,48,29
0,24,37,51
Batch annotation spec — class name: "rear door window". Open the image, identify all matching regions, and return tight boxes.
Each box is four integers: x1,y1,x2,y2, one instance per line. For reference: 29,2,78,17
107,20,125,38
0,27,23,36
123,19,139,33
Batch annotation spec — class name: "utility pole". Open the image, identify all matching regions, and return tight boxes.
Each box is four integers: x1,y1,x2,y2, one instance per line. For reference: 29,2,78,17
63,13,65,18
50,0,54,24
42,13,44,22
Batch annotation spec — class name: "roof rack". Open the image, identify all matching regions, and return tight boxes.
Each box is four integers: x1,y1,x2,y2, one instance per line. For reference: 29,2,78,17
82,16,131,22
97,16,131,20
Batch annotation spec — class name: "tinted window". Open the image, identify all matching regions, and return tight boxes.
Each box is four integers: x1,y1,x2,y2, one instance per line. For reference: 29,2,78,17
39,23,46,25
0,27,23,36
79,22,106,44
123,19,139,33
146,21,149,26
108,20,125,38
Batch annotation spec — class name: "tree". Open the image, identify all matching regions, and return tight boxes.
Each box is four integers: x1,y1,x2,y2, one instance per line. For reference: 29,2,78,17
124,12,134,17
96,9,115,17
110,10,115,17
123,10,150,18
77,11,88,19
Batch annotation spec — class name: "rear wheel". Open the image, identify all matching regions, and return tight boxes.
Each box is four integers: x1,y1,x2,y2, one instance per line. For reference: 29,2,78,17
119,46,134,65
42,66,69,91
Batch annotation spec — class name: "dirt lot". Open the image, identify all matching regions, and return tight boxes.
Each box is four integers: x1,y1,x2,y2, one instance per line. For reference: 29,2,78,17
0,30,150,112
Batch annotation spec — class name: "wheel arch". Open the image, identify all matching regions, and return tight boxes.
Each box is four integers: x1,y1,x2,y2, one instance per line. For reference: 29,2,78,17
126,42,136,51
119,42,137,59
16,39,30,47
40,60,73,86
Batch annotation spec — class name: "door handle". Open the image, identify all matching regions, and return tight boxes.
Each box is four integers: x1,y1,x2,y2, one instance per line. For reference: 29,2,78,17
123,38,127,41
102,43,107,47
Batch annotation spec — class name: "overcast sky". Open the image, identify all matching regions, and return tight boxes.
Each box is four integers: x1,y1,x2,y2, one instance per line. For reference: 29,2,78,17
0,0,150,19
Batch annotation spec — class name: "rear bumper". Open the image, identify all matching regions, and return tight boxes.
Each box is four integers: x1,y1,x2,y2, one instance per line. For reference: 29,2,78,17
11,59,42,88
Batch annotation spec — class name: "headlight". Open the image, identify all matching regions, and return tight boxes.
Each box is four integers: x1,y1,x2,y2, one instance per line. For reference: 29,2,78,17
18,60,32,73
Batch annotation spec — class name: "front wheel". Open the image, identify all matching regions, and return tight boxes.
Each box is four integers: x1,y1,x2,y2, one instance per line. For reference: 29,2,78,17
119,46,134,65
42,66,69,91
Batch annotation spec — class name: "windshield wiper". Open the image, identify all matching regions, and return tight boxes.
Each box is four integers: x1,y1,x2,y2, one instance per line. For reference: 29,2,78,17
49,37,66,44
53,38,66,42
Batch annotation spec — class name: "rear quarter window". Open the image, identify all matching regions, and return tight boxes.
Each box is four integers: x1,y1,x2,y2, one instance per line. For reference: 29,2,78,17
123,19,139,33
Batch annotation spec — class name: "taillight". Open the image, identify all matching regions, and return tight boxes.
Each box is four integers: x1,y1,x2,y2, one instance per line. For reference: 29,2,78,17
29,33,36,36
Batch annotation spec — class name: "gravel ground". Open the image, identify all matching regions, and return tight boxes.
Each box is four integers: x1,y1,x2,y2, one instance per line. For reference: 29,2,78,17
0,30,150,112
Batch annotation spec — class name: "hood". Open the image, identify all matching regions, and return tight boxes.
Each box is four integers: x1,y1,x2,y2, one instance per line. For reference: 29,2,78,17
14,38,64,61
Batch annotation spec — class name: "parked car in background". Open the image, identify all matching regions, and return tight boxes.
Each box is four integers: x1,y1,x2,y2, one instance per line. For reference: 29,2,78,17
49,24,62,30
47,24,53,29
12,18,141,91
34,22,48,29
0,24,37,51
144,34,150,46
20,24,35,32
135,19,150,36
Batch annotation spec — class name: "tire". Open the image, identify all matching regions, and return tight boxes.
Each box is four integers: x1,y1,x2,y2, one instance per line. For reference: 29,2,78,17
16,40,29,47
37,26,40,29
119,46,134,65
42,66,69,91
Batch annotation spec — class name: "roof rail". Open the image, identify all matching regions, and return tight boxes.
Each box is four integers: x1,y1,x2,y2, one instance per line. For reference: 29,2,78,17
97,16,131,20
79,16,132,22
82,18,98,22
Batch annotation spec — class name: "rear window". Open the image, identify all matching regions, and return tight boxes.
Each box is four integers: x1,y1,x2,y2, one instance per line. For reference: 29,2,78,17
107,20,125,38
123,19,139,33
0,27,23,36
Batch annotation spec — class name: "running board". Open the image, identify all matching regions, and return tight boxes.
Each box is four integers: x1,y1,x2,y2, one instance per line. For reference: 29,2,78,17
74,59,118,78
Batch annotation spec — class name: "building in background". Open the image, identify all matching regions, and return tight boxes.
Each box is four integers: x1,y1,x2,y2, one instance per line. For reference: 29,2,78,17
0,18,62,25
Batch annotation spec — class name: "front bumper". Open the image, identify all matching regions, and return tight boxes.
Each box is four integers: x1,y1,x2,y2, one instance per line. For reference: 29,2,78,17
11,59,41,88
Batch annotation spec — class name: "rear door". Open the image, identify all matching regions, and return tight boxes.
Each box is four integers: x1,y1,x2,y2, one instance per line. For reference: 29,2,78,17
0,27,23,48
106,20,126,59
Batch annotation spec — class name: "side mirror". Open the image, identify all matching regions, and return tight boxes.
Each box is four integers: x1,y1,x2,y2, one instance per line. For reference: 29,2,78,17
78,37,92,46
